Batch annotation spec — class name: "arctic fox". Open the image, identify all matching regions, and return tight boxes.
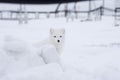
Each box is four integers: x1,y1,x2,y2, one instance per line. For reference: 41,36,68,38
34,28,65,55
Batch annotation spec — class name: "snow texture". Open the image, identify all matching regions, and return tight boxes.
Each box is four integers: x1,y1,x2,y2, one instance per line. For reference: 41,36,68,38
0,4,120,79
1,63,63,80
40,45,61,64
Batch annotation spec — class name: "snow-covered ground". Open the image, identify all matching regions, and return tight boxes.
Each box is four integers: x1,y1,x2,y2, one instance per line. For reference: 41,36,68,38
0,16,120,80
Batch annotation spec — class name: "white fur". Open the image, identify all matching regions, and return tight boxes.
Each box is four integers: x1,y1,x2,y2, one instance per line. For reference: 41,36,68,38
34,28,65,55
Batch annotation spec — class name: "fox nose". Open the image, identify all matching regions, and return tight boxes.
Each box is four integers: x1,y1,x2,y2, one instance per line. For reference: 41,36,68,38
57,40,60,43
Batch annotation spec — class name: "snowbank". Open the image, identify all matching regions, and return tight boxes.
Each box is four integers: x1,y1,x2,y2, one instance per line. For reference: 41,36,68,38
40,45,61,64
1,63,63,80
0,16,120,80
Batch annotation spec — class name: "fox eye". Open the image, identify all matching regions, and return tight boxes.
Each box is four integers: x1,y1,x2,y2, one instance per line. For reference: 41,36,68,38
60,36,62,38
54,36,56,38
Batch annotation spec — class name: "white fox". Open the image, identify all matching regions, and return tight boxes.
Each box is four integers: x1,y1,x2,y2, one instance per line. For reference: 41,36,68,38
34,28,65,55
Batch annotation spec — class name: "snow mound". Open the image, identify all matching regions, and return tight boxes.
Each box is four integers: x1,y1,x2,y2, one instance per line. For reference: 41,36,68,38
1,63,63,80
3,35,27,56
1,35,46,76
40,45,61,64
0,50,10,78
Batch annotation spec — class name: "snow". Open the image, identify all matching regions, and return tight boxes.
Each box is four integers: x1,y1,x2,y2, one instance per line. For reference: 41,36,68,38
1,63,63,80
3,35,27,55
40,45,61,64
0,14,120,80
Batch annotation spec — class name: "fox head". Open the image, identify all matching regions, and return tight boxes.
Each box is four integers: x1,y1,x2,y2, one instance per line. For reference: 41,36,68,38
50,28,65,45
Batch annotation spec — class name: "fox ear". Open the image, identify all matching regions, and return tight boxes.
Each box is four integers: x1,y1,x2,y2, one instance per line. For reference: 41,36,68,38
50,28,54,35
62,28,65,34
